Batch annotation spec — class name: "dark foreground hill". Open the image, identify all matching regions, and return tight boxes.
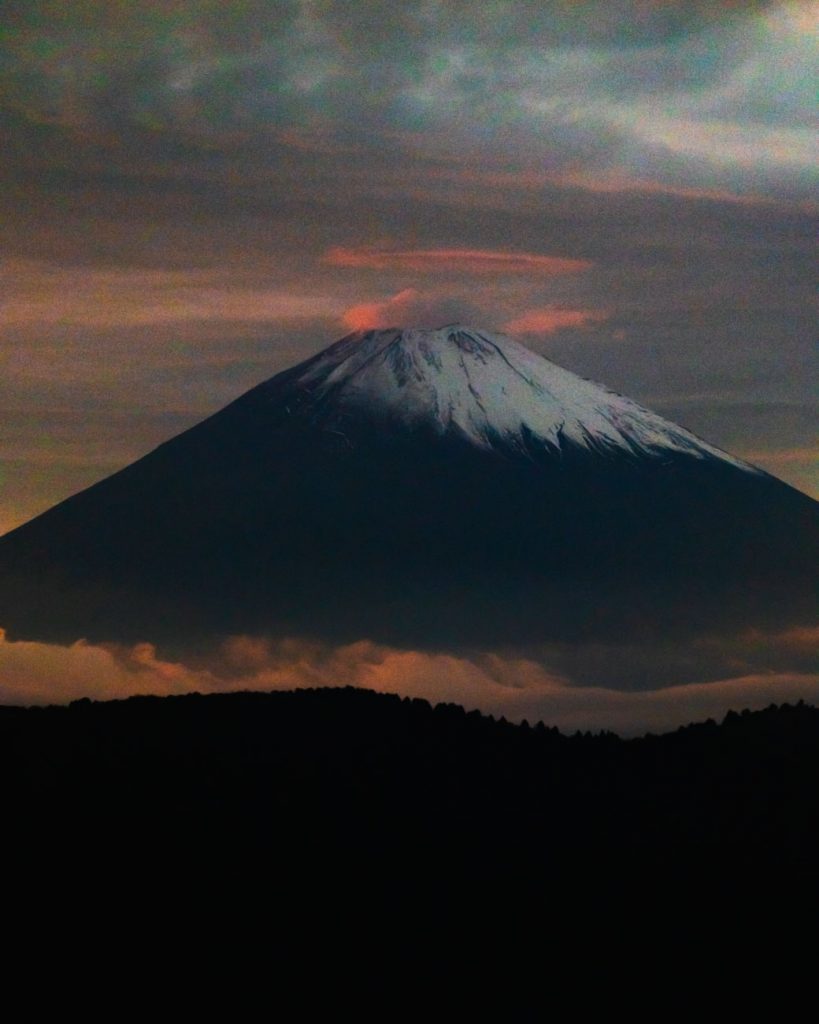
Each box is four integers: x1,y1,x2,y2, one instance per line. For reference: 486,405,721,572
5,686,818,996
5,687,818,894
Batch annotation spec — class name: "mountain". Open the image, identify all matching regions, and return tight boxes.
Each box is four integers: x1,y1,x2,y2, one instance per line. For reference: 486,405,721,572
0,325,816,648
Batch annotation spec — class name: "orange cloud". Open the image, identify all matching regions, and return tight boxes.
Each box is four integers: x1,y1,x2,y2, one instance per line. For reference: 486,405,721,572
504,306,609,335
342,288,421,330
341,287,470,330
324,246,592,275
1,625,817,737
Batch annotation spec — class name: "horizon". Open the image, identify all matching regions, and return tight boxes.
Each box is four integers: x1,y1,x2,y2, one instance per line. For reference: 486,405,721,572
3,681,818,740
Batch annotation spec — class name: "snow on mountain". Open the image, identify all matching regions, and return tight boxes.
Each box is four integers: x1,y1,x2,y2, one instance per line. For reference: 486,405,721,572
280,325,759,472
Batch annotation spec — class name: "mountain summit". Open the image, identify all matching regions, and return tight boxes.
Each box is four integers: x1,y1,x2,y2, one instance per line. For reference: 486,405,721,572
0,326,816,649
275,325,755,471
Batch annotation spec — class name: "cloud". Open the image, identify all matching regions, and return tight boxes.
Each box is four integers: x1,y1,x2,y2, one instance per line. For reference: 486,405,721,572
3,2,813,202
0,259,339,329
324,246,592,275
1,623,817,737
737,446,819,468
736,446,819,498
3,2,774,132
0,628,198,705
533,671,819,736
340,287,479,330
504,306,610,335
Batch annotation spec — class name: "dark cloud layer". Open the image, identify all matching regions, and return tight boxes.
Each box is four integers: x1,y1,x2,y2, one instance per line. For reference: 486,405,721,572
2,2,814,196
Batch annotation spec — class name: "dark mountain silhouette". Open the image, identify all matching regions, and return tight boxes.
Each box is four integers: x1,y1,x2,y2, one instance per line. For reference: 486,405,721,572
4,689,818,926
0,325,816,648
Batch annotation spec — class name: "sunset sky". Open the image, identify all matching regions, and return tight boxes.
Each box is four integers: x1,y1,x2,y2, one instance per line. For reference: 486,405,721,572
0,2,816,725
1,0,816,538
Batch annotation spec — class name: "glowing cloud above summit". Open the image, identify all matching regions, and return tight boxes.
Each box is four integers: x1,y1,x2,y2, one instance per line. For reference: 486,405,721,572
323,246,592,276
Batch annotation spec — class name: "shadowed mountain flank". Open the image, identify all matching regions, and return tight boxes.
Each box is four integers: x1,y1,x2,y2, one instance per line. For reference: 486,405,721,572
0,326,816,649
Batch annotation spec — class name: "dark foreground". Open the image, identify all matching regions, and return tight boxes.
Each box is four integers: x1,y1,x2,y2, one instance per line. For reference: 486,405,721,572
4,687,818,986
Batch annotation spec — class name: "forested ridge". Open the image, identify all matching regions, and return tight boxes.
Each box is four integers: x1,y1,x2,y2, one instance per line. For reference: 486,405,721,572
4,688,817,885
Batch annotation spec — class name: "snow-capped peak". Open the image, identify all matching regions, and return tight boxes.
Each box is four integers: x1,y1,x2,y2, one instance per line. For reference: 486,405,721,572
285,325,757,471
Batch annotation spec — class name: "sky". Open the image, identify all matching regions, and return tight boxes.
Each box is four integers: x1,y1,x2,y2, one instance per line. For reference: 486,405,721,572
0,1,816,726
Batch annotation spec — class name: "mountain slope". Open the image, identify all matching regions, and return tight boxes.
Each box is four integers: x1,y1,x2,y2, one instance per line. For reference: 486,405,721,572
275,326,756,469
0,325,816,648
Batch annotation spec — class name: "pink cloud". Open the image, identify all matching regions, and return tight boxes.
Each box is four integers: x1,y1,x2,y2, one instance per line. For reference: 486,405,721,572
324,246,592,275
504,306,609,335
341,287,470,330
